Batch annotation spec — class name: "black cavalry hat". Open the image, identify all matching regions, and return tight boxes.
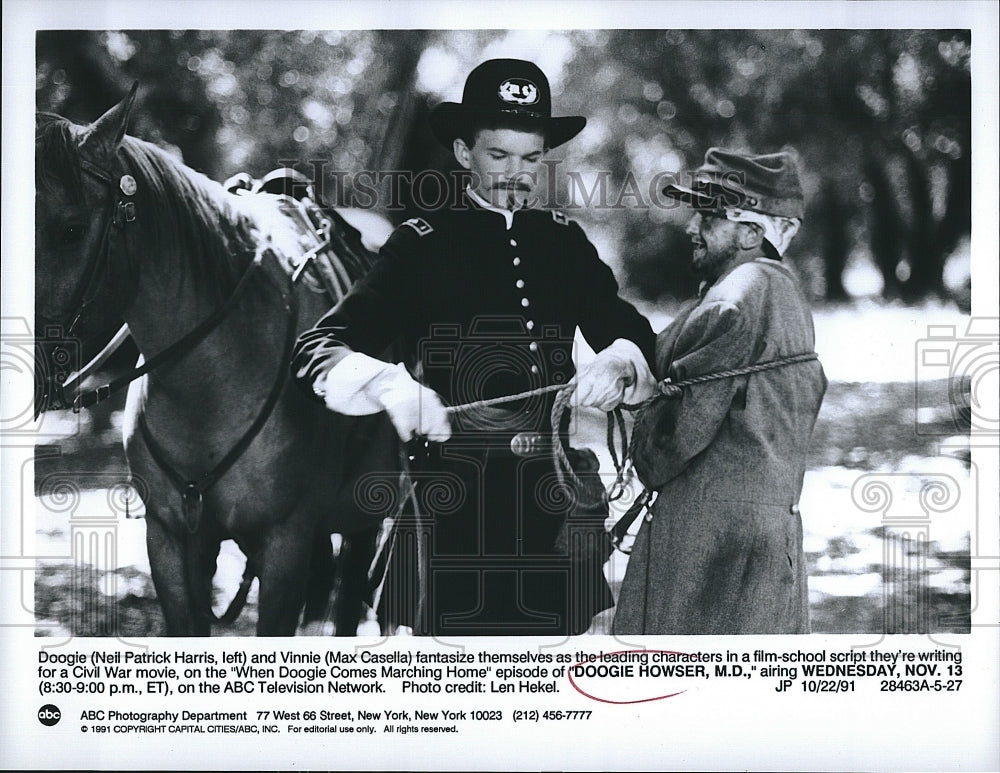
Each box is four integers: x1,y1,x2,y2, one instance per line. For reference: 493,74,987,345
662,148,805,219
428,58,586,150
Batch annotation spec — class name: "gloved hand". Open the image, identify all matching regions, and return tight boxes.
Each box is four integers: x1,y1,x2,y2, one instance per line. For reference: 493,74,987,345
575,338,656,411
316,353,451,442
374,366,452,442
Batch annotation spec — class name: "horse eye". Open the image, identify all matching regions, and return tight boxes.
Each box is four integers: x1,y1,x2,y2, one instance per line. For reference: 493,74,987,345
59,223,87,246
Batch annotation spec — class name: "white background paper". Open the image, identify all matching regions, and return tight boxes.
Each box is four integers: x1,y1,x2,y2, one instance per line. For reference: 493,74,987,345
3,2,998,770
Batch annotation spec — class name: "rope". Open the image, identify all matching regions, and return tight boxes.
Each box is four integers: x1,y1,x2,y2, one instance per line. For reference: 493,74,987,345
443,382,569,414
416,351,819,559
439,350,820,541
612,351,820,550
609,352,821,499
650,351,819,399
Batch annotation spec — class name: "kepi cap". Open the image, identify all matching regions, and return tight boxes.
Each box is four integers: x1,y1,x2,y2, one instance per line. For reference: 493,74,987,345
663,148,805,220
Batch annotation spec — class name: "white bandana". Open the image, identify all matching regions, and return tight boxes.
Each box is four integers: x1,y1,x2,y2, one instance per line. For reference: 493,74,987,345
724,208,801,257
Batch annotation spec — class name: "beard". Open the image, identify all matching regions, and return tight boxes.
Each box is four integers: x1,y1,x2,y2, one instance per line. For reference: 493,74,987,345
690,236,740,281
690,242,716,277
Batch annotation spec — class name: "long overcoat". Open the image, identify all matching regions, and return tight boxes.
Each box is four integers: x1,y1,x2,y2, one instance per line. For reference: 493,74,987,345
293,194,655,635
613,257,826,635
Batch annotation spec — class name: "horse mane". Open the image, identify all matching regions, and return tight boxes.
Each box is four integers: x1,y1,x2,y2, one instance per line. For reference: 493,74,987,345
36,112,288,303
36,113,86,199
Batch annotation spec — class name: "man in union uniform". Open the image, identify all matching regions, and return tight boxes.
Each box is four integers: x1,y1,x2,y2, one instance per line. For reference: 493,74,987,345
614,148,827,635
293,59,655,636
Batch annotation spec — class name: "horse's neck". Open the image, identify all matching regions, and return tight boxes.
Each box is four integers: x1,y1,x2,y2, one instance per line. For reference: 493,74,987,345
124,198,295,409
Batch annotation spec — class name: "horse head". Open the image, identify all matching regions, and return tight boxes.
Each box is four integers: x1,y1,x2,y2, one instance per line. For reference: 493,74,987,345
35,85,140,402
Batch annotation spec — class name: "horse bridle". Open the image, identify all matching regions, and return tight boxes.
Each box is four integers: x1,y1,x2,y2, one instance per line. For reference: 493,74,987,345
63,155,138,337
35,151,137,415
53,154,268,414
58,156,301,506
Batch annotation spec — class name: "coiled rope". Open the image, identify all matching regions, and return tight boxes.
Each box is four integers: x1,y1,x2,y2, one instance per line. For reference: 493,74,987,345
445,351,819,514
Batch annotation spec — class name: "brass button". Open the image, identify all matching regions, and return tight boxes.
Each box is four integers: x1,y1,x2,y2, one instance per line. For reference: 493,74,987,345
521,298,530,308
512,257,521,266
516,279,525,289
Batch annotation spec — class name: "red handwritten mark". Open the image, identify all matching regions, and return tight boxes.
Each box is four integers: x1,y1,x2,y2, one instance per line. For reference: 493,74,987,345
567,649,689,704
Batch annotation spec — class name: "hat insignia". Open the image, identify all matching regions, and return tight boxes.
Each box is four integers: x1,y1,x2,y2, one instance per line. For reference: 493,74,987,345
498,78,539,106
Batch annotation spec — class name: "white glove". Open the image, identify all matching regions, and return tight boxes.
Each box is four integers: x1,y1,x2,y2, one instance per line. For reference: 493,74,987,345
316,353,451,442
575,338,656,411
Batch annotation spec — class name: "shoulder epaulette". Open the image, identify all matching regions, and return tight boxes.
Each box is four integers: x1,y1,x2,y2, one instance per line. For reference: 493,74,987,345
401,217,434,236
551,210,569,226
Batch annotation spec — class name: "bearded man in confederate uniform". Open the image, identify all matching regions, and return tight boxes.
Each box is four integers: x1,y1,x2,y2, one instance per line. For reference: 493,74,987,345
613,148,827,635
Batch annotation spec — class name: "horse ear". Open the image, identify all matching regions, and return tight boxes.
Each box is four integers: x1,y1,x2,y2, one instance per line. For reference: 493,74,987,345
81,81,139,160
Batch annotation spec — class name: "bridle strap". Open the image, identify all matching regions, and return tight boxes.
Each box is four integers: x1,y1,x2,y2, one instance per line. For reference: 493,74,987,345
57,323,131,401
65,157,135,337
138,264,300,629
70,247,266,412
138,270,298,532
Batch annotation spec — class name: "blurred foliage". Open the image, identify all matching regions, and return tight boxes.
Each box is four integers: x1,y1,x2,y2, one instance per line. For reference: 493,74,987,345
37,30,426,203
37,29,971,304
558,29,971,303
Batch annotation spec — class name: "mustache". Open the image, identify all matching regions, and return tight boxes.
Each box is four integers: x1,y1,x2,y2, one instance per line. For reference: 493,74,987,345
492,182,532,193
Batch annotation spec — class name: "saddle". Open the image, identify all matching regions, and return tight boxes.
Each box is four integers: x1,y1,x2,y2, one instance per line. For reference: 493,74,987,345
224,167,375,304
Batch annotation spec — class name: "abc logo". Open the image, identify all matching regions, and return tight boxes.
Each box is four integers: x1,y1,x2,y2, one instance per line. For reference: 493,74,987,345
37,704,61,726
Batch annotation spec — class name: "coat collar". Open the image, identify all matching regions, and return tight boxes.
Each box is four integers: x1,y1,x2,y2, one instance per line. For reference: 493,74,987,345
465,186,526,230
699,256,792,299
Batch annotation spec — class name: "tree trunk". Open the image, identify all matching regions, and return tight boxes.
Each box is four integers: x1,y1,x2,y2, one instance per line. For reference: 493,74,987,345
938,154,971,258
820,180,850,301
36,32,124,120
371,31,427,175
902,146,943,301
865,153,903,299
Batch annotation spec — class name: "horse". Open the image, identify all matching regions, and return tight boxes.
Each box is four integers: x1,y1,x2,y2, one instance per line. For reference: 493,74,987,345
35,85,401,636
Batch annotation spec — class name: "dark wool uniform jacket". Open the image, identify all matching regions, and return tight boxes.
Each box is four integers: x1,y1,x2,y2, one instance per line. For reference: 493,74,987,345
291,194,655,635
292,195,655,423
